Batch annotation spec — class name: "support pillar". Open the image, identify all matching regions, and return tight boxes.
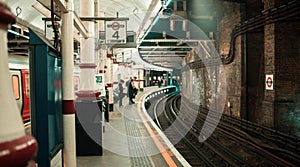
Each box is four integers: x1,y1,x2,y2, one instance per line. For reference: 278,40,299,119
138,68,144,91
106,52,114,111
261,0,300,136
77,0,99,99
75,0,102,156
0,2,37,166
61,0,76,166
261,0,276,128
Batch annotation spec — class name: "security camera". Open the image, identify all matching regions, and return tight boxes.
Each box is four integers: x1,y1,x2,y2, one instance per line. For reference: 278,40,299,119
162,8,173,16
160,7,173,19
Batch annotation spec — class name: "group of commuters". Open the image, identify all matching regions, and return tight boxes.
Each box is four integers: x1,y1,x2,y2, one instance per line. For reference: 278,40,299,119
118,77,138,107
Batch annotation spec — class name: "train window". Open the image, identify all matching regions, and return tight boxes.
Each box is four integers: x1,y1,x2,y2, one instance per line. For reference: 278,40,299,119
25,74,30,98
12,75,20,100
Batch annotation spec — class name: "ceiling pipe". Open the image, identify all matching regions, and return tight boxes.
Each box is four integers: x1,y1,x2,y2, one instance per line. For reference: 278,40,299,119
50,0,59,51
222,0,300,64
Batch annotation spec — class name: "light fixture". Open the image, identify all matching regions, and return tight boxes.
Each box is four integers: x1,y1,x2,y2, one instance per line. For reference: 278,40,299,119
133,7,138,14
16,6,22,17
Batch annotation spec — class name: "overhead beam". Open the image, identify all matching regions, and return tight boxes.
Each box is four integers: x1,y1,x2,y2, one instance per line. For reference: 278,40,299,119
188,15,214,20
139,46,196,49
106,43,137,48
139,50,188,54
138,0,161,39
80,17,129,21
142,39,214,43
8,39,29,43
141,55,185,57
8,52,29,55
53,0,67,13
144,57,183,61
153,62,182,67
8,47,29,50
153,62,181,64
36,1,89,39
74,12,88,39
139,46,199,50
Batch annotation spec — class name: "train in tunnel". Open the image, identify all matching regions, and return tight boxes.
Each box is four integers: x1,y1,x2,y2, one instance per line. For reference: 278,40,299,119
144,69,182,88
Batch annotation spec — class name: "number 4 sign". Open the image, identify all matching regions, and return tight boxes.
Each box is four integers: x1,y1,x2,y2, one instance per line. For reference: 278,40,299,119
105,21,127,44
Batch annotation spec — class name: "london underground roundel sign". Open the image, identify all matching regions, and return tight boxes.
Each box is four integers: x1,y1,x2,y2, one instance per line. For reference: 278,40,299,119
105,21,127,44
265,74,274,90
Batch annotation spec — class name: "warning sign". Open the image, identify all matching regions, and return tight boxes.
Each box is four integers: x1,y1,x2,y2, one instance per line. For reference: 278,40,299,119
265,74,274,90
105,21,127,44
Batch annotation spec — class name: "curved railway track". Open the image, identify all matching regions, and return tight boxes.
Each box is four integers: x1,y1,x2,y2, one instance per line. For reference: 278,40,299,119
149,94,300,167
154,94,216,167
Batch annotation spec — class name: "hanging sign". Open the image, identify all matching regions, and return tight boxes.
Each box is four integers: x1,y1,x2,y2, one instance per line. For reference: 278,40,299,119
95,74,106,96
265,74,274,90
105,21,127,44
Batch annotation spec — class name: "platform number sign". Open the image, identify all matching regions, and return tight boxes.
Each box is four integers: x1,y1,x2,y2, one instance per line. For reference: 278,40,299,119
265,74,274,90
105,21,127,44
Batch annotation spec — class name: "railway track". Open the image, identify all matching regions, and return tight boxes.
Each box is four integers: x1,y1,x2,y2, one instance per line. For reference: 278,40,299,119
150,94,300,167
154,94,217,167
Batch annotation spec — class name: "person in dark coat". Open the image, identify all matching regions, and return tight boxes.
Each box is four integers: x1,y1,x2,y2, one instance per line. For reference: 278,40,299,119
128,78,135,104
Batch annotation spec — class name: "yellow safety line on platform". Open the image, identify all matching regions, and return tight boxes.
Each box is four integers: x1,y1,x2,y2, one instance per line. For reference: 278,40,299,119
137,94,177,167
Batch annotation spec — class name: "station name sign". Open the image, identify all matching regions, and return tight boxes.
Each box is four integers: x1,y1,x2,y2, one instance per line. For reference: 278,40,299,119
105,21,127,44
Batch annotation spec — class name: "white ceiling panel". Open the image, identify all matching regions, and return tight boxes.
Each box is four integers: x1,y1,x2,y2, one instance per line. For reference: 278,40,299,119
7,0,156,33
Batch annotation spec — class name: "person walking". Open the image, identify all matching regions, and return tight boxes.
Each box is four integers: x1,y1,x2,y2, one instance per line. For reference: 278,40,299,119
118,80,124,107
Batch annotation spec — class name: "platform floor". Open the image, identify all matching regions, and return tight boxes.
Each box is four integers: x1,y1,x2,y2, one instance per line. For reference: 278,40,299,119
76,87,186,167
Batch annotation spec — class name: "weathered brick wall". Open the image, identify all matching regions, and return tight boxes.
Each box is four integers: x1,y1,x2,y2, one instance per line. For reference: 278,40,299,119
182,0,299,137
218,1,242,117
182,46,225,112
261,23,276,127
260,0,300,136
274,20,300,136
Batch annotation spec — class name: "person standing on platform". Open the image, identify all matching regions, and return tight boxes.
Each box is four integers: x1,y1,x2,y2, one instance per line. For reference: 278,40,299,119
158,78,162,88
118,80,124,107
125,77,131,97
128,78,135,104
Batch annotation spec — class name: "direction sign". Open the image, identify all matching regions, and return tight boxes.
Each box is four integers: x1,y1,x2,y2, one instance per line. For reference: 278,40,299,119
265,74,274,90
105,21,127,44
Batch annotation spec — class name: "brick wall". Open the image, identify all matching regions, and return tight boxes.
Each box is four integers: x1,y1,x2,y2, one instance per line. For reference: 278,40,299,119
218,1,242,117
274,20,300,136
260,0,300,136
183,0,300,137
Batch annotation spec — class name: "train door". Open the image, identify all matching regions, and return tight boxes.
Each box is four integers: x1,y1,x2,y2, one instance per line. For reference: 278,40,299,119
10,70,23,114
21,70,30,122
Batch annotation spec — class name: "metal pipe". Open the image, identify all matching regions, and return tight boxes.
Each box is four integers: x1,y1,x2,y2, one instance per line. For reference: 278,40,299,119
222,0,300,64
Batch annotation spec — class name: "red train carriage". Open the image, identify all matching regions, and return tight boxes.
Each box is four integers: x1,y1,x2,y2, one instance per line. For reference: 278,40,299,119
8,54,79,123
9,55,30,123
